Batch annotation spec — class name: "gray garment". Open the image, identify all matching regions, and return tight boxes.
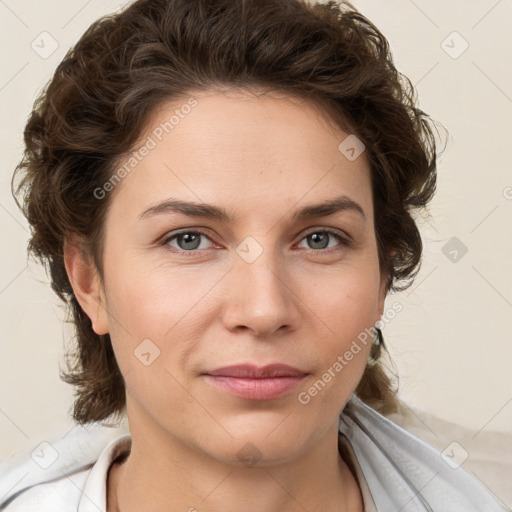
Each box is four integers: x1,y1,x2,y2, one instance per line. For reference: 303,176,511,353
0,394,509,511
339,395,510,511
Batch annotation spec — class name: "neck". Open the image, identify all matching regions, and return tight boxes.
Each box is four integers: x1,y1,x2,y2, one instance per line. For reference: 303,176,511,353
107,421,363,512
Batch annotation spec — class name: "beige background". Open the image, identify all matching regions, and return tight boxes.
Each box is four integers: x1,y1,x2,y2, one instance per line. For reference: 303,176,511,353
0,0,511,495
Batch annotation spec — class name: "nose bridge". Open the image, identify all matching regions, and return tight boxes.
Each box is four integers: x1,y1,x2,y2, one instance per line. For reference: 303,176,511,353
236,235,289,303
223,235,300,335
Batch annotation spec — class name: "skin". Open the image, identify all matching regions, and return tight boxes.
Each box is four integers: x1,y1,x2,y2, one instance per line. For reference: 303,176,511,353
65,88,388,512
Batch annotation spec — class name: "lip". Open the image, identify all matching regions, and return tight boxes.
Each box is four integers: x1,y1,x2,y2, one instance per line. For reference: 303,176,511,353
204,364,307,378
202,364,308,400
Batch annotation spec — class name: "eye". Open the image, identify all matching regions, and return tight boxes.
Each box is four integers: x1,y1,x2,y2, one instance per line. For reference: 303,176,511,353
163,230,215,253
296,229,350,251
162,228,350,256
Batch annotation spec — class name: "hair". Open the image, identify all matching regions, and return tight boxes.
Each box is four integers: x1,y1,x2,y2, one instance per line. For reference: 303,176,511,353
12,0,445,425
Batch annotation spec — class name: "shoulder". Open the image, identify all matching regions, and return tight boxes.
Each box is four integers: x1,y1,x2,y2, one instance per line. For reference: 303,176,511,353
339,395,511,512
0,468,90,511
0,425,130,511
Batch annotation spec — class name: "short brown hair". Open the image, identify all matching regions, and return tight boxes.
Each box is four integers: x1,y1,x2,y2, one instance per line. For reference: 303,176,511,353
12,0,445,424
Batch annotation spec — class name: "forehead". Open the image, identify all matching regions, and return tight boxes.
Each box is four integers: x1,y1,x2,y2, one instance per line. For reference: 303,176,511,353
108,89,373,224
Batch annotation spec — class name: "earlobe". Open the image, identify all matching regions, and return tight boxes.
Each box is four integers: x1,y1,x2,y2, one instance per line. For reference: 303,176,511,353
63,238,109,335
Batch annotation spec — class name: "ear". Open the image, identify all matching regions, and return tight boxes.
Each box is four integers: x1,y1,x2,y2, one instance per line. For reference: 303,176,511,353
63,237,109,335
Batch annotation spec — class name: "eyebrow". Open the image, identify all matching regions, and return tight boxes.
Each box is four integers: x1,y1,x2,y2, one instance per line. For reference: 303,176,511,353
138,194,366,223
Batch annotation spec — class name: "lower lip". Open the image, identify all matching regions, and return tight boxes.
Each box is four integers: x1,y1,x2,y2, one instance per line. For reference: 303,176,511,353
203,375,307,400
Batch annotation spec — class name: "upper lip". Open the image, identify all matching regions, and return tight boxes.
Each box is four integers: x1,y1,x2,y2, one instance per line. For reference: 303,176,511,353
204,364,308,378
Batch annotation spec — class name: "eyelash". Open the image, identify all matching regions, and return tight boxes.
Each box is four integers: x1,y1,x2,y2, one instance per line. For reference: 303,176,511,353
161,228,351,257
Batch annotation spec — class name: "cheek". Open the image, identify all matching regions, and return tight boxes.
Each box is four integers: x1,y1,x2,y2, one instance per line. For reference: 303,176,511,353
301,264,380,370
300,285,378,411
103,251,194,330
303,259,381,328
102,263,194,414
101,253,216,372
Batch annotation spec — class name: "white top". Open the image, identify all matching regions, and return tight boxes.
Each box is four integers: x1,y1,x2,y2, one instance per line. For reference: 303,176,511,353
0,395,509,511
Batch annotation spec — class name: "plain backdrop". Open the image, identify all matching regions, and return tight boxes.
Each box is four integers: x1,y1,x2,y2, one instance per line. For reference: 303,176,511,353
1,0,511,460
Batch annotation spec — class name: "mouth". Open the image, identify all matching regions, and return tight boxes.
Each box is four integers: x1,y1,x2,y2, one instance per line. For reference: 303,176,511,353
202,363,309,400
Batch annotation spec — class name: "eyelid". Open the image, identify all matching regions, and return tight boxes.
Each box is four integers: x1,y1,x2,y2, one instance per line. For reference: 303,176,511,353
300,226,352,243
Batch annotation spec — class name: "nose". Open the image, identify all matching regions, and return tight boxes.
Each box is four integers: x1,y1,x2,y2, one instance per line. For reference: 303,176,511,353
221,246,302,338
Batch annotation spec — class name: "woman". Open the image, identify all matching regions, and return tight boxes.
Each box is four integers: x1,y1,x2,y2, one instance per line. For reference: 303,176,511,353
1,0,509,510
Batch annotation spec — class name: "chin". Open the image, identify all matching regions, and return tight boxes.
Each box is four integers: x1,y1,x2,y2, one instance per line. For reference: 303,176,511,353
197,420,315,467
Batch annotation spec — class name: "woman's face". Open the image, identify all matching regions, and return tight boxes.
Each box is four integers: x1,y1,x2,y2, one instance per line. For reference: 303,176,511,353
76,89,387,465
